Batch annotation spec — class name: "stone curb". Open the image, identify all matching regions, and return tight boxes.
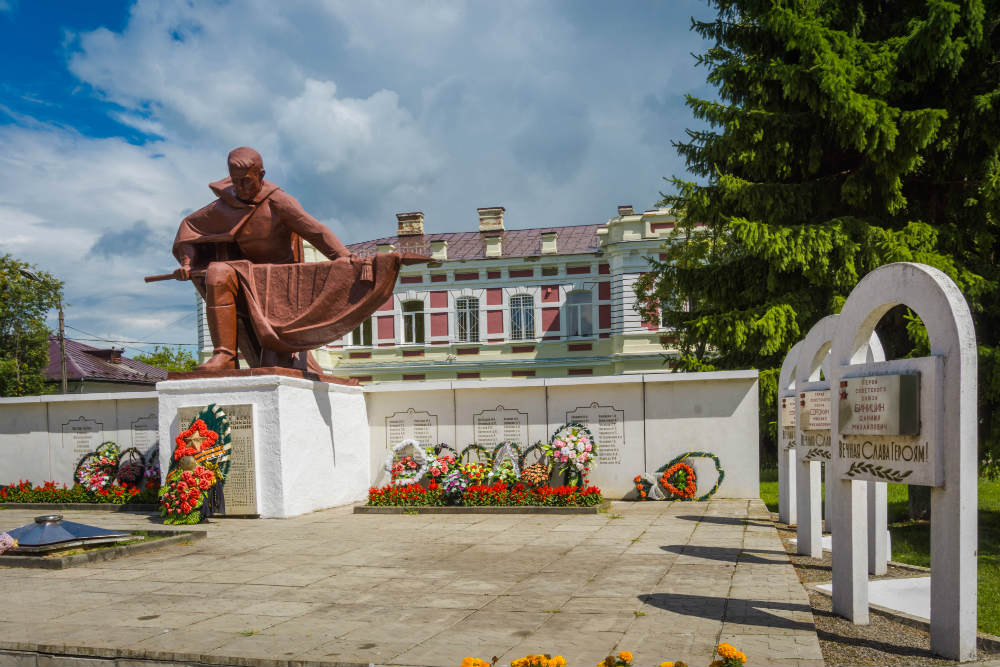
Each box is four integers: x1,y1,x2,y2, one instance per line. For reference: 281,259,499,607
354,499,612,514
0,529,206,569
0,644,375,667
0,503,158,512
810,582,1000,653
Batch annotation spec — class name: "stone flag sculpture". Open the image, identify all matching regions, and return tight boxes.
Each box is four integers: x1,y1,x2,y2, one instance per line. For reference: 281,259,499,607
146,146,428,373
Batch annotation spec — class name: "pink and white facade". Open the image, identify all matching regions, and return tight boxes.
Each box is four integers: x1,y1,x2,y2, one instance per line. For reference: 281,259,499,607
309,205,682,382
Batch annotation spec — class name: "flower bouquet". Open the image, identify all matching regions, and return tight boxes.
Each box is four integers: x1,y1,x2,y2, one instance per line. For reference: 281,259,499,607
160,463,219,524
544,423,597,486
441,470,468,504
76,454,118,492
460,461,487,484
486,458,519,485
160,404,232,524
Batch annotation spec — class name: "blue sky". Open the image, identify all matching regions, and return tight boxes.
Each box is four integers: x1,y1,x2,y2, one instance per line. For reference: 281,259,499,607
0,0,714,356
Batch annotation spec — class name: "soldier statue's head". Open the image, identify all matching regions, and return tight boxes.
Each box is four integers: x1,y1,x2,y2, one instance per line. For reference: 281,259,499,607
227,146,265,203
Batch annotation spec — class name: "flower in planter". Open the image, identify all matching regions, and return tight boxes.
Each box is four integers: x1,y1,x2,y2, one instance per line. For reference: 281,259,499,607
511,654,566,667
711,643,746,667
460,462,487,484
520,462,550,487
597,651,632,667
427,454,456,479
442,470,469,499
486,459,519,486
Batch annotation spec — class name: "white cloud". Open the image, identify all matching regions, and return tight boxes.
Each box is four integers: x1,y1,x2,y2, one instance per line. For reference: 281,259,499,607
1,0,712,350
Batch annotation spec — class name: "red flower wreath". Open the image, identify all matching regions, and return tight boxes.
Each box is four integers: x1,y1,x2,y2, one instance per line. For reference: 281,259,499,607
174,419,219,461
661,462,697,499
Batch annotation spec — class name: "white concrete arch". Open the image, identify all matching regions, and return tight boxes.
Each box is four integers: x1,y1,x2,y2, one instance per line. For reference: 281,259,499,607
829,262,977,661
793,316,888,573
777,339,804,525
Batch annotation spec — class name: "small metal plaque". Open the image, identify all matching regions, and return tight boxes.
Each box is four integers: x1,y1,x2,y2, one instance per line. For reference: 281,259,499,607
177,404,257,516
839,373,920,436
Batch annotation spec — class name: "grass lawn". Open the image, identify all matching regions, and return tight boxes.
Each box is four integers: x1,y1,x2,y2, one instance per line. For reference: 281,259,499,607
760,468,1000,635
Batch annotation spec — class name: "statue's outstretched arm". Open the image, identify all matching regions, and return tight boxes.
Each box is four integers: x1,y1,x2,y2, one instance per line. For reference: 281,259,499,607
273,191,351,260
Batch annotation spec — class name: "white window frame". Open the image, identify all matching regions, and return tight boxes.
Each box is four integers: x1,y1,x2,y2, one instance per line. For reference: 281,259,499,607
401,299,426,344
349,318,372,347
509,293,536,341
455,296,480,343
564,289,594,338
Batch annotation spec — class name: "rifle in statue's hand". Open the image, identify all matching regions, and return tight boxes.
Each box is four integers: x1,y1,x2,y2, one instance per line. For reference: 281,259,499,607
144,270,206,283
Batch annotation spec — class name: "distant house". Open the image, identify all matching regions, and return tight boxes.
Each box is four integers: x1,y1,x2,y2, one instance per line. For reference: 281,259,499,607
45,337,167,393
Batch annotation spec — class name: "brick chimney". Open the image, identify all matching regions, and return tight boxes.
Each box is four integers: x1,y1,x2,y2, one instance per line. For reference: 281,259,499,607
478,206,505,232
396,211,425,236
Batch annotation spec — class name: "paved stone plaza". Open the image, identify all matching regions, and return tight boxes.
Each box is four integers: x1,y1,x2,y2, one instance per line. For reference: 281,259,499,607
0,500,824,667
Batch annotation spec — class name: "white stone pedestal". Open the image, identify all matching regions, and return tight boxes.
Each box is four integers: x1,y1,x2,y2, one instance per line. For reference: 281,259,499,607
157,374,370,519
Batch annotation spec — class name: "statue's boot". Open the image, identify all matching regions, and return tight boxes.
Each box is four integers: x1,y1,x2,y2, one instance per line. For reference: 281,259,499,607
198,304,238,370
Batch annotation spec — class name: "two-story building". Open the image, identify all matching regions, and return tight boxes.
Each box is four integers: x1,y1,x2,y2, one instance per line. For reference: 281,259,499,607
300,205,681,382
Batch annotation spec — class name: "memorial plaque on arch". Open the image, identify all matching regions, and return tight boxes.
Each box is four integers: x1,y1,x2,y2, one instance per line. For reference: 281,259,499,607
385,408,439,450
473,405,529,448
834,361,942,486
780,396,797,450
177,404,257,516
566,402,625,465
61,416,105,462
799,389,832,461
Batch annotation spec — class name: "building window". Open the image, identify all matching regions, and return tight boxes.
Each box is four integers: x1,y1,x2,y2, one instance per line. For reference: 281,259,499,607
510,294,534,341
402,300,425,344
456,297,479,342
350,319,372,346
565,290,593,337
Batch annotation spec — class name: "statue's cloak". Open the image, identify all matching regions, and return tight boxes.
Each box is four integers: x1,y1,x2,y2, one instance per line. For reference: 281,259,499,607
174,177,425,360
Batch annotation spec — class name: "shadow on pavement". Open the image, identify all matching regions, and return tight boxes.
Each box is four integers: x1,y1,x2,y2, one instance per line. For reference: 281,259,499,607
660,544,788,565
674,514,773,528
640,592,814,631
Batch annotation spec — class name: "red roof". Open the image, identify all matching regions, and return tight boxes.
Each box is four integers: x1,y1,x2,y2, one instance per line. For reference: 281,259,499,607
347,224,605,260
45,337,168,385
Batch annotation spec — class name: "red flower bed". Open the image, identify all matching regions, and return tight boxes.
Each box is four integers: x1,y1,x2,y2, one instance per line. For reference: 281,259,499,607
367,482,603,507
0,479,159,505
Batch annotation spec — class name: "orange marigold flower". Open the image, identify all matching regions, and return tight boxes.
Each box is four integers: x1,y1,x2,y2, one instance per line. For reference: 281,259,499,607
617,651,633,663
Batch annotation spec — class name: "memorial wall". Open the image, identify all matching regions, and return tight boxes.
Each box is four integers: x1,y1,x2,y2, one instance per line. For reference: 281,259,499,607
365,370,761,498
0,392,158,485
0,370,760,500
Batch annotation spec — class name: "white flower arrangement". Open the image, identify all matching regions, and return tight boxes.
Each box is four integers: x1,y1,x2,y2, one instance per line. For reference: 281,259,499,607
488,442,521,483
383,439,430,486
544,423,597,472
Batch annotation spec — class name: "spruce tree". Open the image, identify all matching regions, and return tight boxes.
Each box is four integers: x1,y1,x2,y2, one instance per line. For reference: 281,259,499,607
635,0,1000,470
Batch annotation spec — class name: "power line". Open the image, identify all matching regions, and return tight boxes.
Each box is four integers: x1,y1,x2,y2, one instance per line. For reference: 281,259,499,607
68,337,199,347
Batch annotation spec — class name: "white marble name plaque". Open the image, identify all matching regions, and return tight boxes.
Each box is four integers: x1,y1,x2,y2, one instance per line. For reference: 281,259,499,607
177,404,257,516
61,416,104,461
780,396,796,428
385,408,438,449
566,402,624,465
839,373,920,436
800,390,831,431
473,405,528,447
130,414,158,458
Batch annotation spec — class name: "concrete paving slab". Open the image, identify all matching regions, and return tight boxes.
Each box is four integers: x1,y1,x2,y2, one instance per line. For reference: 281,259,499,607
0,499,823,666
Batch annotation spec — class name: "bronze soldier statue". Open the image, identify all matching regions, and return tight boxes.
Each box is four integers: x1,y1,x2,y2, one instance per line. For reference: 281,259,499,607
148,146,425,374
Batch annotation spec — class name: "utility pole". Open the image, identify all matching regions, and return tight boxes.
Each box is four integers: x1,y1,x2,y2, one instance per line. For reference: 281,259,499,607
57,302,67,394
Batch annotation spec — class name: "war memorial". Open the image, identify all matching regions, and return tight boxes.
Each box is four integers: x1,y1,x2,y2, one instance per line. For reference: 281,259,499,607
0,149,991,667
